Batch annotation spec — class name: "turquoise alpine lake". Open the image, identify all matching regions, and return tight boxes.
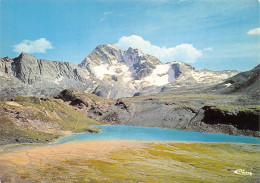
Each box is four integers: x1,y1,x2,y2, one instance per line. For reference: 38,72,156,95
55,125,260,144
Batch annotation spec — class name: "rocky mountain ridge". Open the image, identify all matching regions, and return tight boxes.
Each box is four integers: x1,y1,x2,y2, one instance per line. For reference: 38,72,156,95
0,44,239,99
0,53,96,99
206,64,260,96
2,53,90,85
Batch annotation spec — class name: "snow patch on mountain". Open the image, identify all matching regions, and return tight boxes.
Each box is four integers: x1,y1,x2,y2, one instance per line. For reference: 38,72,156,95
143,64,176,86
92,64,116,80
224,83,232,87
92,60,133,83
191,70,232,83
54,76,64,84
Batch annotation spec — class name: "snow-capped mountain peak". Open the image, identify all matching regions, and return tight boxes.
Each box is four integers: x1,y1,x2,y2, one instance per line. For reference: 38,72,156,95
76,44,239,98
78,44,162,80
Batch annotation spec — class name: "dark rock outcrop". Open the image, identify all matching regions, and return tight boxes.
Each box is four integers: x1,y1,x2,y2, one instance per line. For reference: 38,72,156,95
202,106,259,131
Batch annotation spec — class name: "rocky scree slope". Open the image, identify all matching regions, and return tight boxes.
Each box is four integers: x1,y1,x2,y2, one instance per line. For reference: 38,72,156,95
56,88,260,137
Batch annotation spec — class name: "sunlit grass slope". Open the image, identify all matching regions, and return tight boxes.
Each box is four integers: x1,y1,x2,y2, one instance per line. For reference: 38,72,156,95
0,96,100,144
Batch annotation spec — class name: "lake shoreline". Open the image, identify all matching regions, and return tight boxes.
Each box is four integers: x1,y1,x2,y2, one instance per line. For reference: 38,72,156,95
1,125,259,154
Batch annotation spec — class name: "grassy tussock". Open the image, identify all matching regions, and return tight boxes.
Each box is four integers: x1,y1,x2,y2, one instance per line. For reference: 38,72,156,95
211,105,260,112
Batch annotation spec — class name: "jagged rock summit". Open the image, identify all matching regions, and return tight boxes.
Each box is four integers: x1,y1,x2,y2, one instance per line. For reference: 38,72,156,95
79,43,162,80
0,44,239,99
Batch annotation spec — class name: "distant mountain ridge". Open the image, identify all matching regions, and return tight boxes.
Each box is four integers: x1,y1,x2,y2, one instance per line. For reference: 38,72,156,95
206,64,260,96
0,44,240,99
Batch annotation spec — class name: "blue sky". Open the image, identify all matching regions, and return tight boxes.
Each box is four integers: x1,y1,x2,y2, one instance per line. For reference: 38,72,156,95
0,0,259,71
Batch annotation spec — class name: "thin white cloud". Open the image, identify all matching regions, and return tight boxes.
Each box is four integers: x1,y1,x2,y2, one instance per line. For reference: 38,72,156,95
116,35,203,63
100,11,112,22
13,38,53,53
247,27,260,35
104,11,112,15
203,47,213,51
